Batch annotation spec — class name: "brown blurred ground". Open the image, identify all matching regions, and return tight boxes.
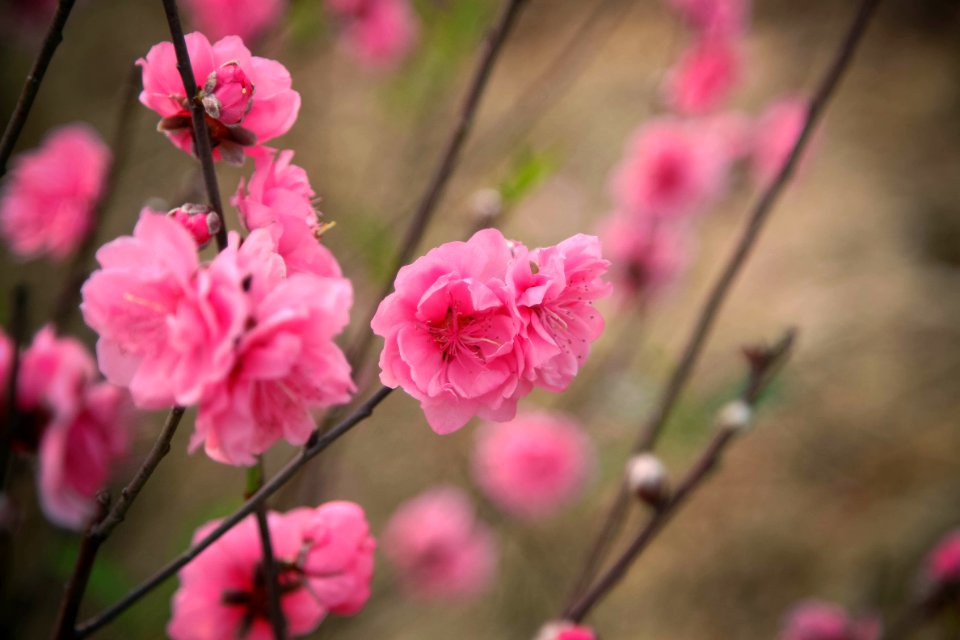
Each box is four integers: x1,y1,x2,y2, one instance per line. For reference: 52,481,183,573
1,0,960,638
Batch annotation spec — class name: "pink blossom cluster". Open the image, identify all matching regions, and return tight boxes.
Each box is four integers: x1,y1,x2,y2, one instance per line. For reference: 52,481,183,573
138,32,300,164
182,0,286,43
779,601,881,640
80,207,354,466
325,0,420,69
0,124,110,261
383,487,496,600
169,502,375,639
372,229,610,434
472,411,593,521
0,326,133,529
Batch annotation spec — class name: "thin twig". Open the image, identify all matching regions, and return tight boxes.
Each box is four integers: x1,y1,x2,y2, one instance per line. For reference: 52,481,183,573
0,0,78,178
52,64,141,328
563,332,795,623
51,494,109,640
159,0,228,251
347,0,529,372
75,386,394,637
565,0,883,600
249,459,287,640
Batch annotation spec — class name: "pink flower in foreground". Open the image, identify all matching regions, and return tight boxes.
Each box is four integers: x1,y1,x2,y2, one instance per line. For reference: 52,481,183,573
599,212,689,302
473,412,592,520
169,502,375,640
372,229,526,434
233,149,342,278
750,96,814,187
536,621,597,640
779,601,881,640
611,118,730,220
326,0,419,68
138,32,300,163
182,0,286,43
666,0,750,38
663,38,741,115
921,529,960,596
511,235,611,392
383,487,496,600
0,124,110,260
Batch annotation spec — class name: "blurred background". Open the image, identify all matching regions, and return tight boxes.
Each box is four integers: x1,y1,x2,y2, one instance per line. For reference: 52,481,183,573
1,0,959,638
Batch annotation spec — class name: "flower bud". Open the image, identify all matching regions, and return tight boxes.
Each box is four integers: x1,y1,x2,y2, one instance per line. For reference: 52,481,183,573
201,61,254,126
167,203,221,249
534,621,597,640
625,453,669,507
471,187,503,226
715,399,752,433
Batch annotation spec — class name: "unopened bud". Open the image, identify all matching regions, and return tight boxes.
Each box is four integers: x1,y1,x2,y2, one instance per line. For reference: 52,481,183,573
534,621,597,640
715,399,752,433
626,453,669,507
167,203,220,249
201,61,254,126
471,187,502,225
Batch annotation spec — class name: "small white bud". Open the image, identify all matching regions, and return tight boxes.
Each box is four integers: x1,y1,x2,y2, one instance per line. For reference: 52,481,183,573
471,187,502,222
625,453,668,507
715,399,752,433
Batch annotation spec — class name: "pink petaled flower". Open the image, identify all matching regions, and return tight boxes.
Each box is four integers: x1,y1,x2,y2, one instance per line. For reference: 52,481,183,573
510,235,611,392
168,501,375,640
750,96,815,187
182,0,286,43
233,149,342,278
383,487,496,600
598,212,689,303
191,232,354,466
610,118,730,220
922,529,960,593
326,0,419,69
663,38,742,115
372,228,527,435
165,203,222,249
138,32,301,164
780,601,881,640
666,0,750,38
0,124,110,260
536,621,598,640
473,412,593,520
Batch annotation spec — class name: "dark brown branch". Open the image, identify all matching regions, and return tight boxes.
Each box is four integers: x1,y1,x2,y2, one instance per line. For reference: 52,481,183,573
347,0,529,372
0,0,77,178
563,332,795,623
52,64,141,328
75,386,394,637
51,495,109,640
565,0,882,600
249,459,286,640
159,0,228,251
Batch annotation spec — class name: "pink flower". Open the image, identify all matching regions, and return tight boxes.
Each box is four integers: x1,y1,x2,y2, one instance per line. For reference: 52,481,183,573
190,233,354,465
611,118,730,220
922,529,960,594
168,502,375,640
536,621,598,640
663,38,741,115
383,487,496,600
138,32,301,163
750,96,814,187
326,0,419,69
182,0,286,43
233,149,342,278
473,412,592,520
371,229,527,434
666,0,750,38
780,601,881,640
598,212,689,302
165,203,222,249
510,235,611,392
0,123,110,260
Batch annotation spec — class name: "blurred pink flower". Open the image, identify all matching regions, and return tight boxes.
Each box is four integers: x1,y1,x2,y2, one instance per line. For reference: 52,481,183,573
182,0,286,43
233,149,343,278
383,487,496,600
0,123,110,260
663,38,742,115
168,502,375,640
473,411,593,520
536,621,597,640
780,601,881,640
611,118,730,220
326,0,419,69
750,96,814,187
922,529,960,593
138,32,301,163
372,228,527,434
190,232,354,465
165,203,221,249
510,235,611,392
700,110,753,161
666,0,750,38
598,212,689,302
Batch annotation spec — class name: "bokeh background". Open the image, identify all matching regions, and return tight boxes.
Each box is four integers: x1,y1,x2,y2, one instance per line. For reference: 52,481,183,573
1,0,959,638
